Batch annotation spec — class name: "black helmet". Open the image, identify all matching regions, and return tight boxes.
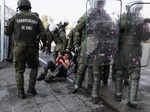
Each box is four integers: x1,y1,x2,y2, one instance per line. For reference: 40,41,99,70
64,22,69,26
32,12,39,17
17,0,31,9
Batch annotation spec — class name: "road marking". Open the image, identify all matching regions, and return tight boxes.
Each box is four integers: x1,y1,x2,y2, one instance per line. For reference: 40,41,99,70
39,57,48,65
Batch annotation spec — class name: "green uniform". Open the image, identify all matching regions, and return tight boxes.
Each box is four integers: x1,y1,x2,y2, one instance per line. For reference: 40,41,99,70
53,26,67,59
7,34,14,62
5,10,45,96
73,15,90,89
84,0,119,103
113,12,150,106
67,28,75,51
37,26,63,81
45,27,53,53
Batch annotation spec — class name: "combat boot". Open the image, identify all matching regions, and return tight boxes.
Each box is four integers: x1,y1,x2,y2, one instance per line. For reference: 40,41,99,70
27,88,37,96
72,84,80,94
27,82,37,96
17,88,26,99
91,72,101,104
28,68,38,96
72,72,83,94
127,80,139,108
114,78,123,102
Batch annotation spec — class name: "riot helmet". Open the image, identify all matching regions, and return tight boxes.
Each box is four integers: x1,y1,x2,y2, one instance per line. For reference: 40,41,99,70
17,0,31,10
32,12,39,17
126,0,143,16
94,0,105,9
63,22,69,27
77,14,86,24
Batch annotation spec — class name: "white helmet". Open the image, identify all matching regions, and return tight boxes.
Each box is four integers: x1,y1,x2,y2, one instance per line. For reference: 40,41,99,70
49,24,57,31
126,0,143,14
94,0,105,9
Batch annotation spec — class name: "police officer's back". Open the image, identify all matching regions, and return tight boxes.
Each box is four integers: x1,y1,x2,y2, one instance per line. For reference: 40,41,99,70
5,0,45,99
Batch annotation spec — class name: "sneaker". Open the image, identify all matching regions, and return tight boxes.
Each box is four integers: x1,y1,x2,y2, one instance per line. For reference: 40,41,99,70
44,76,55,83
17,89,26,99
37,73,46,81
72,84,80,94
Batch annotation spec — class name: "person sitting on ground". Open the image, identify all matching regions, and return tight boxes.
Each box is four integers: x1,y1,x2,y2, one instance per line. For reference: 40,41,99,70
37,51,73,82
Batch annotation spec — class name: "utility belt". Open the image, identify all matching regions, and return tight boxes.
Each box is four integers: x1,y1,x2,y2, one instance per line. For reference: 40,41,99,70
14,40,36,47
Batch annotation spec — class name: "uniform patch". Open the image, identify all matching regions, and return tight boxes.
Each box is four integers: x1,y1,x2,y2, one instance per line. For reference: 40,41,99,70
16,19,38,24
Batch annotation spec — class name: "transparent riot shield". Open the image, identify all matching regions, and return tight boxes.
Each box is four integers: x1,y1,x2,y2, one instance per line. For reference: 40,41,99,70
84,0,121,66
122,1,150,68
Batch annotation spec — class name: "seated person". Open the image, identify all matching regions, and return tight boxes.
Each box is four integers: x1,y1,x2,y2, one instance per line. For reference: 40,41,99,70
37,51,72,82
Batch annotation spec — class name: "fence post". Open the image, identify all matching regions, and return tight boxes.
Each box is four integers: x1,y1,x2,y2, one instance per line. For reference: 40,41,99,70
0,0,5,61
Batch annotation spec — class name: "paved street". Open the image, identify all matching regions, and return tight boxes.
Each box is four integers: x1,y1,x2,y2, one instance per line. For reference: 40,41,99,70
102,43,150,112
0,62,150,112
1,45,150,112
0,62,115,112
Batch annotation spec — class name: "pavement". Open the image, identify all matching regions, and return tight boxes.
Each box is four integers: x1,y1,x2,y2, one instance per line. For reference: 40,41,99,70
92,43,150,112
95,65,150,112
96,68,150,112
0,62,115,112
0,47,150,112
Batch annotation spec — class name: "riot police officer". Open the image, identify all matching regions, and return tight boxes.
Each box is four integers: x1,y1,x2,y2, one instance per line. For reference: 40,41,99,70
66,28,75,51
37,22,68,82
53,22,68,60
71,15,88,94
113,0,150,108
5,0,45,99
73,0,118,105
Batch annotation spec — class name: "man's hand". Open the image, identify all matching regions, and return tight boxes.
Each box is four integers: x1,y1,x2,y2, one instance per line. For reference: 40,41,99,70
75,47,79,52
66,48,70,52
59,59,64,64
